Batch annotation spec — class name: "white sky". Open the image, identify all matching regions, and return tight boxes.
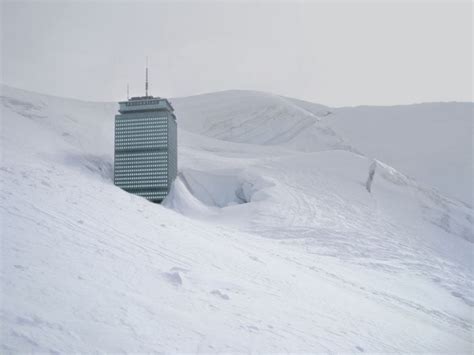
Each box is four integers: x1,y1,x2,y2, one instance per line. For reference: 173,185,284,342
1,0,472,106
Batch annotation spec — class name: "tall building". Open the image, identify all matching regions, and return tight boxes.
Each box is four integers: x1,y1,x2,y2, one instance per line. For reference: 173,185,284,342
114,77,177,203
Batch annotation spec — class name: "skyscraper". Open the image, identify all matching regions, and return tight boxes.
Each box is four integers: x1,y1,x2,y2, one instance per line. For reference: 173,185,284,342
114,70,177,203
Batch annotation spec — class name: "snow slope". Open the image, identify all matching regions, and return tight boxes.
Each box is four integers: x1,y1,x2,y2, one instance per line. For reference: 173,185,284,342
173,91,473,204
1,84,473,353
326,103,473,204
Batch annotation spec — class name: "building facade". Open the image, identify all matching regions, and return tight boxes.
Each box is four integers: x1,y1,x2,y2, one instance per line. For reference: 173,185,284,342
114,96,177,203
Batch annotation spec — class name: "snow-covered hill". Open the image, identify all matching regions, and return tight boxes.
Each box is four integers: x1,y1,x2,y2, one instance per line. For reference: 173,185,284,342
1,84,473,353
173,90,473,204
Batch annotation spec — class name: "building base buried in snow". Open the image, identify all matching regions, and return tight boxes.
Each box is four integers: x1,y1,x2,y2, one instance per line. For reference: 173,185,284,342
114,95,177,203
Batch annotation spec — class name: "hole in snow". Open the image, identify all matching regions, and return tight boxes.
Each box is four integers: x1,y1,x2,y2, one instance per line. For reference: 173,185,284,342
163,168,274,215
162,271,183,287
180,169,250,207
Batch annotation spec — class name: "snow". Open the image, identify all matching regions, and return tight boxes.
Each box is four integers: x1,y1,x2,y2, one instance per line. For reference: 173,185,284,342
174,90,473,204
1,84,473,352
326,103,473,204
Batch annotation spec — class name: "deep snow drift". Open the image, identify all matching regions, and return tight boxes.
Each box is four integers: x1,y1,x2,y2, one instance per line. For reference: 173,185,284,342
174,90,473,204
1,85,473,353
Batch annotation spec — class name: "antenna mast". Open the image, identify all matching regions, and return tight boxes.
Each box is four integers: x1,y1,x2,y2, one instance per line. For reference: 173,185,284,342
145,56,149,97
127,83,129,100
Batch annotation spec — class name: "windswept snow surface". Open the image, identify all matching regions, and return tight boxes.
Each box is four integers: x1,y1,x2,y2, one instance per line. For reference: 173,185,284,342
174,91,473,204
1,85,473,353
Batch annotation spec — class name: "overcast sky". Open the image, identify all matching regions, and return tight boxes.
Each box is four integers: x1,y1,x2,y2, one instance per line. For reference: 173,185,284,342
1,1,472,106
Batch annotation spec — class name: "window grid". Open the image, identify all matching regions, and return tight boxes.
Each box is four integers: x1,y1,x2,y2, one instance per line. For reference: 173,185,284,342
115,138,168,143
115,162,168,167
116,152,167,158
114,107,176,202
115,164,168,168
118,183,169,189
115,157,168,161
115,167,168,172
116,121,168,127
116,132,168,137
116,144,168,150
115,173,168,178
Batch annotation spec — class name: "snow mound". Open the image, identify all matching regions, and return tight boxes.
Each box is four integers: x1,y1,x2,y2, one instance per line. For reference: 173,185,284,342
172,90,350,151
162,174,218,217
328,103,474,204
173,90,473,204
179,168,273,207
180,169,249,207
163,168,276,225
2,84,473,353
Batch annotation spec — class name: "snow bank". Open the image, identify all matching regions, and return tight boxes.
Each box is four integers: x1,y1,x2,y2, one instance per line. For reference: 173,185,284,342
173,91,473,204
1,84,472,353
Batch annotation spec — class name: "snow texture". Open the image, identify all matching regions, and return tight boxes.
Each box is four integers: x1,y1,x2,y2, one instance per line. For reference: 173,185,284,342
1,84,473,353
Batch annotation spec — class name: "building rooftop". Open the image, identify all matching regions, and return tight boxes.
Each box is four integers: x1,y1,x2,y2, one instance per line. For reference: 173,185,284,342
118,95,175,114
129,95,159,101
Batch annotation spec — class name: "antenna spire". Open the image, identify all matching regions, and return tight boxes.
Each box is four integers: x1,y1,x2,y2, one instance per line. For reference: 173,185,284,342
145,56,149,97
127,83,129,100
